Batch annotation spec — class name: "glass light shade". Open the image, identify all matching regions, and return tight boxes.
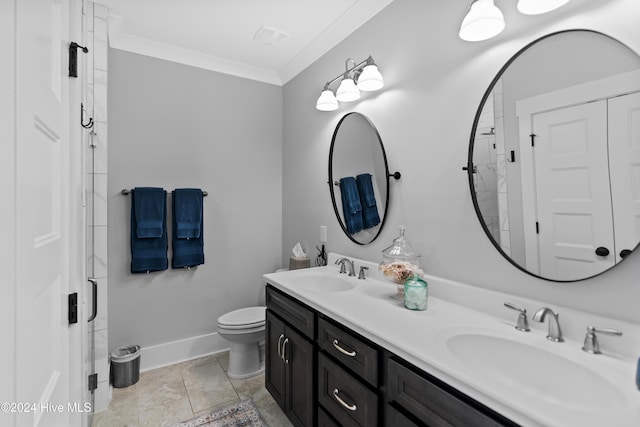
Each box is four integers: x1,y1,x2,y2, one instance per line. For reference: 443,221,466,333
517,0,570,15
336,78,360,102
357,65,384,91
459,0,505,42
316,89,339,111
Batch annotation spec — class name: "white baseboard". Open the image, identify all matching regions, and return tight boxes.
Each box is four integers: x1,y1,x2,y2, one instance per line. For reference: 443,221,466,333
139,332,229,372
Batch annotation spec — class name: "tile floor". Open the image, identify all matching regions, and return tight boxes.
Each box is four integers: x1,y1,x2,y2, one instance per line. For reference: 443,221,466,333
91,352,292,427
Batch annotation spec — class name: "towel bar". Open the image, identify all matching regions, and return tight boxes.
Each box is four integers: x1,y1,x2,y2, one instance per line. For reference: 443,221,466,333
331,171,401,186
121,189,208,197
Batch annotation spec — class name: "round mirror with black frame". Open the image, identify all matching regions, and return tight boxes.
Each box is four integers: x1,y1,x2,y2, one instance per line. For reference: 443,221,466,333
466,29,640,282
329,112,399,245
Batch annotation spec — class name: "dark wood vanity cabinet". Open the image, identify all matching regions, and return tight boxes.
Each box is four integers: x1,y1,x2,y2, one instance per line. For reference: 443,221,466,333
265,287,315,427
386,357,519,427
265,285,518,427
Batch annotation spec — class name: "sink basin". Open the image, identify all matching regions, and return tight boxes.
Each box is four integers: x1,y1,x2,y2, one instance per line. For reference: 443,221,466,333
293,272,354,292
445,332,626,410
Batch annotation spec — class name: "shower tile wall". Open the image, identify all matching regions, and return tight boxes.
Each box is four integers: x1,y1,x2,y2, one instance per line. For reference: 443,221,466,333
473,92,499,242
493,79,511,256
472,81,511,255
85,1,110,413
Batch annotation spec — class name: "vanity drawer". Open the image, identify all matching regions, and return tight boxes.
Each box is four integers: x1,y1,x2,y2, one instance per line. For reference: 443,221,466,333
317,405,341,427
266,286,315,339
318,317,379,386
385,404,420,427
318,352,378,427
387,358,516,427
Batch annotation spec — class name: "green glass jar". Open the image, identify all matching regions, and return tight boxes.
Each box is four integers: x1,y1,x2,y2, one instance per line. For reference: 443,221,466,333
404,277,428,311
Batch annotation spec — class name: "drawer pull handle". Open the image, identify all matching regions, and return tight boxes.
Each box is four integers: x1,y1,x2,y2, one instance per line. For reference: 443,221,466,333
332,339,356,357
277,334,285,359
282,338,289,364
332,388,357,411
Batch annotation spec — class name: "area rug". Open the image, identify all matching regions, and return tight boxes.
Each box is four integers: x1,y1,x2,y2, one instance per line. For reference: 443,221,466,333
173,399,266,427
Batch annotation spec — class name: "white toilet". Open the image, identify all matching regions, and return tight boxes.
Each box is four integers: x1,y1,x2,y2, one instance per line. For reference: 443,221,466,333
217,306,266,379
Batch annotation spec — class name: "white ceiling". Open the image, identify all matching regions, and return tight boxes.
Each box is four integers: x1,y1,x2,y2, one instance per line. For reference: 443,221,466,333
97,0,395,85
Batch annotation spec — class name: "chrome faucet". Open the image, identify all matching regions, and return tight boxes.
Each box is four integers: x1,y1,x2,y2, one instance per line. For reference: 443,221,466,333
358,266,369,280
335,258,355,277
582,326,622,354
532,307,564,342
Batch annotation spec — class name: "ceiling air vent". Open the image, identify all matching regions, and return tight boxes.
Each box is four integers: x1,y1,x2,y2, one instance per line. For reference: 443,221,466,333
253,25,291,47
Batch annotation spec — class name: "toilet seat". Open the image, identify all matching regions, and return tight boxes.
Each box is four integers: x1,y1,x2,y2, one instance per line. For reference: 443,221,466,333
217,306,265,330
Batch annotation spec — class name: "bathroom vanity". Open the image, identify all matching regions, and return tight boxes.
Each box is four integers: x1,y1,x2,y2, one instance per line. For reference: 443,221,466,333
264,253,640,427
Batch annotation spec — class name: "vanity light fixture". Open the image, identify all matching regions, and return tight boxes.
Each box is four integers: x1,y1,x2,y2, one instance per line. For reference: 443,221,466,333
517,0,571,15
315,56,384,111
459,0,571,42
459,0,505,42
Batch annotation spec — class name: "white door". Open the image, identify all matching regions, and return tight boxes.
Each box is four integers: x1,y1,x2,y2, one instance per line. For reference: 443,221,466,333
532,100,615,280
608,92,640,263
13,0,82,426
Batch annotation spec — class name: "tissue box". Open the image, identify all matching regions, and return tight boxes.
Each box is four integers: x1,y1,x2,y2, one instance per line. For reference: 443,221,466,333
289,256,310,270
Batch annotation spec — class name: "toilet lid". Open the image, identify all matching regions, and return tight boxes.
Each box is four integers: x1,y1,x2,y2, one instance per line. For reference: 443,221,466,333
218,306,266,327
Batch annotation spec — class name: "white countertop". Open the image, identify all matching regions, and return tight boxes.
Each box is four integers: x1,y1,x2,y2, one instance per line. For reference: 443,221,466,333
263,253,640,427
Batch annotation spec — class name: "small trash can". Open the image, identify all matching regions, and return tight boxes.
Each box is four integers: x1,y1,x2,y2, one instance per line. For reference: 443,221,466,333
110,345,141,388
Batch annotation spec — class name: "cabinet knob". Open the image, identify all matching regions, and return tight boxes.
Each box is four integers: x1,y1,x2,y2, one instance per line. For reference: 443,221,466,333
620,249,632,259
595,247,610,256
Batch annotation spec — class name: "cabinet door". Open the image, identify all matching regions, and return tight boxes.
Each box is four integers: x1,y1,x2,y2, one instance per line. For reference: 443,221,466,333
285,326,315,427
265,310,286,410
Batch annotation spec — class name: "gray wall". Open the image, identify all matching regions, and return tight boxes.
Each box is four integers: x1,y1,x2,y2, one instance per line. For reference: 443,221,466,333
282,0,640,323
108,50,283,349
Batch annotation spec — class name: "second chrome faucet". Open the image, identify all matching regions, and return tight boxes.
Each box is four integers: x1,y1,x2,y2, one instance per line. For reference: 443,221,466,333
532,307,564,342
335,257,356,276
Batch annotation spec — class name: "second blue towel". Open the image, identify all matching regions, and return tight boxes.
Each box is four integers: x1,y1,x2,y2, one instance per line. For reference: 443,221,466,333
356,173,380,229
172,189,205,269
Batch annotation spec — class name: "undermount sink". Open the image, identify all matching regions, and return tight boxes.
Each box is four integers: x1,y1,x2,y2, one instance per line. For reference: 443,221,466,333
444,331,627,410
293,271,354,292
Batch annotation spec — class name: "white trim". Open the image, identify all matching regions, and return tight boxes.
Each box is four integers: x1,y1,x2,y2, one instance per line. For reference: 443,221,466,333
516,69,640,273
104,0,395,86
108,15,282,86
516,69,640,117
139,332,229,372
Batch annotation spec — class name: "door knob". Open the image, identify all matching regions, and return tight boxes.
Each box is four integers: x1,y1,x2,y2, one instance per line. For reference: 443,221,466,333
595,247,610,256
620,249,632,259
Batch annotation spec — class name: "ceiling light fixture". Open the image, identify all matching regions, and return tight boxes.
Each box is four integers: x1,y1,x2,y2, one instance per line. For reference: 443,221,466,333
315,56,384,111
459,0,571,42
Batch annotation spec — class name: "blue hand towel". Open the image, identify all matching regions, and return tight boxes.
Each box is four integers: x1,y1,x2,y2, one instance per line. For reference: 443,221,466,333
131,189,168,273
172,190,204,269
356,173,380,229
173,188,203,239
339,177,363,235
134,187,166,238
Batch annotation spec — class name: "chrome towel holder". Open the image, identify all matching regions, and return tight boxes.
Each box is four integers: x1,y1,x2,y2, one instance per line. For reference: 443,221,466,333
121,189,208,197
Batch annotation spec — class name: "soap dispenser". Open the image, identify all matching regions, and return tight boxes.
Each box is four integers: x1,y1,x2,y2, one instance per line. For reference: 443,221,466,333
379,226,423,300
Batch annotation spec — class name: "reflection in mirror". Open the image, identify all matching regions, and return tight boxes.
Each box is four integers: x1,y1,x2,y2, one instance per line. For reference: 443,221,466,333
469,30,640,282
329,112,393,245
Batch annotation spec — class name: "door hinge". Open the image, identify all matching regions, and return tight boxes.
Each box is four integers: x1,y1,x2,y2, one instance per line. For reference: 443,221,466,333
88,374,98,391
68,292,78,324
530,134,536,147
535,222,540,234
